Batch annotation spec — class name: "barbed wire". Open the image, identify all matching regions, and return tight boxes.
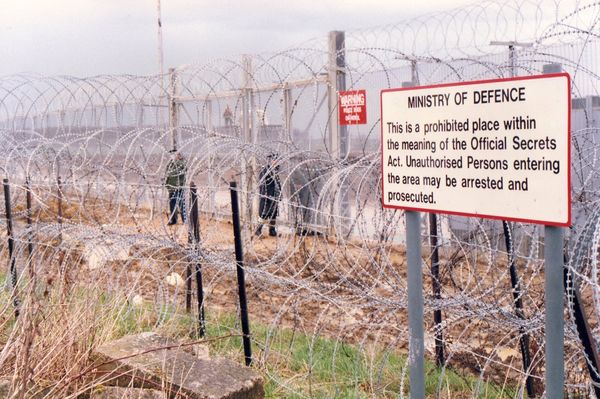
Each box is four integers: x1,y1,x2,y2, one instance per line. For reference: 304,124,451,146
0,0,600,397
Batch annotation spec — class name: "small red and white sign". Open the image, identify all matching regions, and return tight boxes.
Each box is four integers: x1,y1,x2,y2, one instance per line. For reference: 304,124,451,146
339,90,367,125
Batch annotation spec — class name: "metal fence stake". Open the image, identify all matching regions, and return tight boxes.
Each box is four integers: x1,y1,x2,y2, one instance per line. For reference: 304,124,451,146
57,176,63,243
503,221,535,397
564,263,600,397
185,262,192,313
3,178,19,318
25,177,34,275
190,183,205,337
429,212,444,367
230,181,252,366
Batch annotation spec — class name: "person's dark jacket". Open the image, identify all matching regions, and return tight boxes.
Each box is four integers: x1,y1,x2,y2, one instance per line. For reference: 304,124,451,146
258,164,281,220
165,158,186,192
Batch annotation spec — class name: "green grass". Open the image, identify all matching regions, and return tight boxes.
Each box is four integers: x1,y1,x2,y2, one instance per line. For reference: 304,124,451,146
110,303,514,398
0,279,514,398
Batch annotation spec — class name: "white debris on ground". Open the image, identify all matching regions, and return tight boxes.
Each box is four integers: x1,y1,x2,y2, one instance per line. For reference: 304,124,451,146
131,294,144,306
424,335,436,355
83,239,131,270
496,347,520,362
165,272,184,287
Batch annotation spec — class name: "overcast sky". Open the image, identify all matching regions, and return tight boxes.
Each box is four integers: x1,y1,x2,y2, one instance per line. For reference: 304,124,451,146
0,0,476,78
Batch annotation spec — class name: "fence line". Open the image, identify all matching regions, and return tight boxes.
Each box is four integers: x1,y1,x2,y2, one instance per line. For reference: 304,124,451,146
1,1,600,397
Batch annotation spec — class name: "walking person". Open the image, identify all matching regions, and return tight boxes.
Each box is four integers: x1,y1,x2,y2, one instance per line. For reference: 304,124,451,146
255,154,281,237
165,150,187,225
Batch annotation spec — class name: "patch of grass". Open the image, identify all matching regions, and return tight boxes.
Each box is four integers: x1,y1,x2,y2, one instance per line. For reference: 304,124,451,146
0,279,515,399
112,304,514,398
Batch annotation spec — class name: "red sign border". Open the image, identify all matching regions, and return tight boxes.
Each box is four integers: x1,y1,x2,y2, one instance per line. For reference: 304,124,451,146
380,73,572,227
339,89,367,125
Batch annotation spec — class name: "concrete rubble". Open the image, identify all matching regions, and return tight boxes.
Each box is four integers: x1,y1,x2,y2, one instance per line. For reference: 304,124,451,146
90,386,164,398
92,332,264,399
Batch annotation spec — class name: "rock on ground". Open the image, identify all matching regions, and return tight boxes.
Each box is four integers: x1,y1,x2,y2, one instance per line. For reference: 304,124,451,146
90,386,164,398
92,332,263,399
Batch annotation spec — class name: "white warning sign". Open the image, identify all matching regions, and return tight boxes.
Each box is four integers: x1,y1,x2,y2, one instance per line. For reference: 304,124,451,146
381,73,571,226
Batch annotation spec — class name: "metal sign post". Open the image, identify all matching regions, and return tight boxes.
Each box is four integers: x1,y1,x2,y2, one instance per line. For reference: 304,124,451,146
545,226,564,398
401,79,426,398
543,62,565,399
406,210,425,398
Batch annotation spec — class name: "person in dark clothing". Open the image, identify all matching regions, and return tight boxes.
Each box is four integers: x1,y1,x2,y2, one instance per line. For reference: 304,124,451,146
290,159,319,236
255,154,281,237
165,151,187,225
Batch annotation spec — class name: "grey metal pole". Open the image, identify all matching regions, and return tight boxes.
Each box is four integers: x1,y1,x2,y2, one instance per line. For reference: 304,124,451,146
241,55,254,226
400,78,425,397
327,31,344,158
169,67,178,151
283,86,293,140
328,30,350,235
406,210,425,398
545,226,564,399
335,34,348,159
205,100,216,215
541,62,565,399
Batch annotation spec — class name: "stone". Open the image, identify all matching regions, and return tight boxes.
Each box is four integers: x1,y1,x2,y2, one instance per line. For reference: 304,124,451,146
131,294,144,306
0,380,53,398
165,272,184,287
91,386,164,398
496,346,520,362
423,335,435,355
84,240,131,270
92,332,263,399
191,344,210,360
